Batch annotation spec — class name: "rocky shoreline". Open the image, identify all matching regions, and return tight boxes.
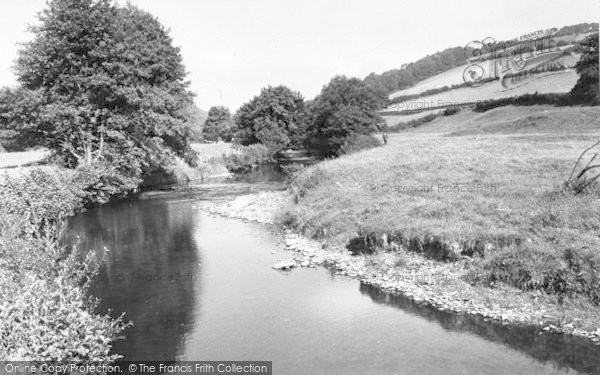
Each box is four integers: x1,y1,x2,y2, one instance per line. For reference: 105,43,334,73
199,191,600,344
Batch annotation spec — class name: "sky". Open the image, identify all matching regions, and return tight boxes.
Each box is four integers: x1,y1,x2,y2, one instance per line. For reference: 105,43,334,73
0,0,597,111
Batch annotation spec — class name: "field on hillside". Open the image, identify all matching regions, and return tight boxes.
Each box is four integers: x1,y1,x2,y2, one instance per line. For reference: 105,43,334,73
380,108,444,127
389,53,580,100
386,70,577,112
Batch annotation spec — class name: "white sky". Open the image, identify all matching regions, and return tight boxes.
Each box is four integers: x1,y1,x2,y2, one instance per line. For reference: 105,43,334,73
0,0,597,110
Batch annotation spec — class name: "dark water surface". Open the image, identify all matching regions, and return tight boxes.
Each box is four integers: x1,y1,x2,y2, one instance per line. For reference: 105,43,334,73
65,193,600,375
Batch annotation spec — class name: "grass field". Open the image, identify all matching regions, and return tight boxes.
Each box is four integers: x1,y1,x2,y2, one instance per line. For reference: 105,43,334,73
282,104,600,308
387,70,578,113
380,108,444,128
389,53,580,100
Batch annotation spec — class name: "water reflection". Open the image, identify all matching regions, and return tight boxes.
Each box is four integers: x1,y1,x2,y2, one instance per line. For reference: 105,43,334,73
66,199,200,360
359,283,600,374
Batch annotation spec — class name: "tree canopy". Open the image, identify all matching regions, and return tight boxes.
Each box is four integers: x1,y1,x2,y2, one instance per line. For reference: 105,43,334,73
571,33,599,103
306,76,383,157
5,0,196,184
233,85,305,153
202,106,234,142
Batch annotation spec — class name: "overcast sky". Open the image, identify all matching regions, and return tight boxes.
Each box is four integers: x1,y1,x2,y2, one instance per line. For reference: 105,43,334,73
0,0,597,110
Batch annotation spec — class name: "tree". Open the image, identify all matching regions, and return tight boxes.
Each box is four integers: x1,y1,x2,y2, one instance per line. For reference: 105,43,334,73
306,76,384,157
202,106,234,142
233,86,305,153
570,33,599,103
8,0,196,186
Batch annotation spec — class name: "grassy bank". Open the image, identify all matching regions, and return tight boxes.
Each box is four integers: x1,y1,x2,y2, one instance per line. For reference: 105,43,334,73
279,104,600,332
0,168,129,360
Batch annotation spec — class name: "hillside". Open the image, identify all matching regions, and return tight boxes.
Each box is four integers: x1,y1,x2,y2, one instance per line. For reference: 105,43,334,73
368,22,598,113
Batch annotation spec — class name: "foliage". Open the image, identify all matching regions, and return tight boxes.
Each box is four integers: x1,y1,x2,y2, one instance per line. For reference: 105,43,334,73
2,0,196,197
338,134,382,156
305,76,384,157
570,33,599,103
363,46,468,100
469,244,600,304
443,106,461,116
233,86,306,154
0,170,129,361
222,144,272,173
180,103,208,143
388,113,439,132
474,93,571,112
202,106,234,142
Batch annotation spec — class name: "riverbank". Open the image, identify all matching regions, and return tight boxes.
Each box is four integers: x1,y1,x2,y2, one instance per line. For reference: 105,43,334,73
200,190,600,343
0,167,131,360
200,105,600,344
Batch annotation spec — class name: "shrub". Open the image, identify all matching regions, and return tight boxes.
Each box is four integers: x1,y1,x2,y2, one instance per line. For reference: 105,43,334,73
474,93,571,112
305,76,383,157
222,144,272,173
0,170,128,361
290,167,329,198
469,243,600,304
338,134,382,155
390,113,439,132
443,106,461,116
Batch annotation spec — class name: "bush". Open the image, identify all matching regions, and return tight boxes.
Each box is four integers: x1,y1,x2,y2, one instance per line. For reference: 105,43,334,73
338,134,382,155
290,166,330,198
469,243,600,304
305,76,383,157
222,144,272,173
443,106,461,116
474,93,571,112
0,170,128,361
390,113,439,132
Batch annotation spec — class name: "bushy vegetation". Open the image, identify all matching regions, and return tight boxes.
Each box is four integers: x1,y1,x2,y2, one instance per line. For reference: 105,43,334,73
469,244,600,304
202,106,234,142
222,144,272,173
443,106,461,116
0,0,197,198
363,47,468,100
388,113,439,132
0,169,128,360
234,86,306,154
338,134,382,155
570,33,599,104
474,93,571,112
305,76,384,157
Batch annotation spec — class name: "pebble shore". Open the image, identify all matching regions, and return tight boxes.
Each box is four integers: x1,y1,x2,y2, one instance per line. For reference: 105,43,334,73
199,191,600,344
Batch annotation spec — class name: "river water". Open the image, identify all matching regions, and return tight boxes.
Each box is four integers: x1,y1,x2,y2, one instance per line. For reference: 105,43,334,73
65,177,600,374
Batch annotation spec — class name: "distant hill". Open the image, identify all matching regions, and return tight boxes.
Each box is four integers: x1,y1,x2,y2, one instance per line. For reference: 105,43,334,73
365,22,598,101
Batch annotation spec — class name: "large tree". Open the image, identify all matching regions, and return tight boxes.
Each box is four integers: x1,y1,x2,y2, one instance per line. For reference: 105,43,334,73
570,33,599,103
306,76,383,157
202,106,234,142
9,0,195,180
233,85,305,153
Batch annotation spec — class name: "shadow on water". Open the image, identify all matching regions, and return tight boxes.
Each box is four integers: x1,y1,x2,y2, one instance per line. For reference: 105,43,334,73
359,283,600,374
65,198,201,361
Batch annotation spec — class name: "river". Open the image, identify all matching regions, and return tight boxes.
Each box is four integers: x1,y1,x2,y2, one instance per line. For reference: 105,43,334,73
65,176,600,374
